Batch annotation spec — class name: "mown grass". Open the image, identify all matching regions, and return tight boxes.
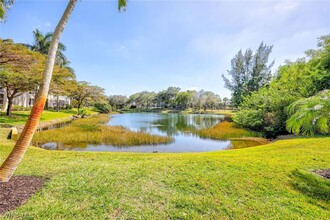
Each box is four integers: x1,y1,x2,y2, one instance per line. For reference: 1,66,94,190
0,110,73,126
32,114,172,147
0,136,329,219
0,108,98,126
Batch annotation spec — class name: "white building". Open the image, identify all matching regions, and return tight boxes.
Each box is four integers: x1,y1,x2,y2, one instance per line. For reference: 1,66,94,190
0,87,71,111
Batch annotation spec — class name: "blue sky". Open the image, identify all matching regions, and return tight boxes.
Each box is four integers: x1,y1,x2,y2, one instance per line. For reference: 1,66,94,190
1,0,329,98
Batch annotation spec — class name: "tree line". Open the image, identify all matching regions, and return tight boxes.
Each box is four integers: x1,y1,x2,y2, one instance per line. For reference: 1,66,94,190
109,87,230,111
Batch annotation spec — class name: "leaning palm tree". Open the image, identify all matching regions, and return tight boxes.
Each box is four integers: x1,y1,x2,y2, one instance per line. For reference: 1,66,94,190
286,90,330,136
0,0,127,182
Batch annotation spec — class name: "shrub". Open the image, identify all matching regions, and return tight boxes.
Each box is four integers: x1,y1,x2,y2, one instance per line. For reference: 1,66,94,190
94,103,111,113
78,108,88,118
233,109,264,130
286,90,330,135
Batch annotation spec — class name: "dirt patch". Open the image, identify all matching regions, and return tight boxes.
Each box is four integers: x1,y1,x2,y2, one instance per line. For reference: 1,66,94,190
0,176,45,215
314,169,330,180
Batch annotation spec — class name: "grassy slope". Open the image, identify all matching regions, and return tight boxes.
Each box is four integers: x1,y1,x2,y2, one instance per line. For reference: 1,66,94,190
0,137,329,219
0,111,74,125
0,108,98,126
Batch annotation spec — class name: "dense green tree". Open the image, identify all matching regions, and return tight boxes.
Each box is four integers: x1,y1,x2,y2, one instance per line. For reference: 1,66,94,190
0,39,45,116
108,95,128,109
202,91,221,111
127,91,156,108
305,34,330,93
222,42,274,107
155,86,181,108
71,81,106,111
174,91,190,109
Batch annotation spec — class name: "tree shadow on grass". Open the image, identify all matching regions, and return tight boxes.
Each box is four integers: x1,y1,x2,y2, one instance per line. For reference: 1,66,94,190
290,169,330,204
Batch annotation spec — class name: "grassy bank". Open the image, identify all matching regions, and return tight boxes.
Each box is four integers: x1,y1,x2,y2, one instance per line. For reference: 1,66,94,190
0,108,98,126
0,136,329,219
0,111,73,126
33,114,172,147
197,121,269,148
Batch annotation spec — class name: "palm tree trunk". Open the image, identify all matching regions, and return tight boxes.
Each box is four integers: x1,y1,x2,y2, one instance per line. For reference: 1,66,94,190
0,0,77,182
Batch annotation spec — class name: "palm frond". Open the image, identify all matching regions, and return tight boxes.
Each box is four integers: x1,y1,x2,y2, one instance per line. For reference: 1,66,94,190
118,0,127,12
286,90,330,135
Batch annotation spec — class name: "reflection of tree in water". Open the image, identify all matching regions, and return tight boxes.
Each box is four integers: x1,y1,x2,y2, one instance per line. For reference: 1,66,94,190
153,114,223,136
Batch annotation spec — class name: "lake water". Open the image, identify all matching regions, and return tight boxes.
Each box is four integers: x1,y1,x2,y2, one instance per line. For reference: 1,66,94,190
41,113,233,152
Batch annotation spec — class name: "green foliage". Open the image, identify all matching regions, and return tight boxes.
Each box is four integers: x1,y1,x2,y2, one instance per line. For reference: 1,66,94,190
31,29,69,67
155,86,181,108
108,95,128,109
70,81,106,110
0,0,14,20
0,39,45,115
222,42,274,107
233,109,264,130
77,108,88,117
127,91,156,109
174,91,190,109
94,103,111,114
234,35,330,137
286,90,330,135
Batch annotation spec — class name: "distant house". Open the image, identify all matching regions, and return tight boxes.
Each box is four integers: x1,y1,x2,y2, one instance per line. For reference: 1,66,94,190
0,87,71,111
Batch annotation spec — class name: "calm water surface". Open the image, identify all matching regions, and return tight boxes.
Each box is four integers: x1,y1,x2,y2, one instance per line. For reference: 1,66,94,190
42,113,232,152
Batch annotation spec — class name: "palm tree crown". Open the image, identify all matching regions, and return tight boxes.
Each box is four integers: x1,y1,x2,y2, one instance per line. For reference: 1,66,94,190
32,29,68,67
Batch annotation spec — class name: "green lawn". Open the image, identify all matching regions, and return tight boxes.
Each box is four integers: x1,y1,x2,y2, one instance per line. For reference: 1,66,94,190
0,136,329,219
0,108,96,126
0,111,73,125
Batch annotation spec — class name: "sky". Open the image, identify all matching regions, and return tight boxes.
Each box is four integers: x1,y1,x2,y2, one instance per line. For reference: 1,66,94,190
0,0,329,98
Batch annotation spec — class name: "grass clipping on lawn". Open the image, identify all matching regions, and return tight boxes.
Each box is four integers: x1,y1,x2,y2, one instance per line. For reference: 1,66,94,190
32,114,172,146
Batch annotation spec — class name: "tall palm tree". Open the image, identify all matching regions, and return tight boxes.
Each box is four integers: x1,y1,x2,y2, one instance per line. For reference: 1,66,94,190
0,0,127,182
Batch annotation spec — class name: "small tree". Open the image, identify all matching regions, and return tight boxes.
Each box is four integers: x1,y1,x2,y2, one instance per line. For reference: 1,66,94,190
71,81,105,112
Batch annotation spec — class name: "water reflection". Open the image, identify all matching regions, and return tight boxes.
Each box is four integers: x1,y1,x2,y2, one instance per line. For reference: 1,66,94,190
40,113,232,152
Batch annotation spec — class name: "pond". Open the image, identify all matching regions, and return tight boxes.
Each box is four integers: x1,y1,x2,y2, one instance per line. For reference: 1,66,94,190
41,113,233,152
